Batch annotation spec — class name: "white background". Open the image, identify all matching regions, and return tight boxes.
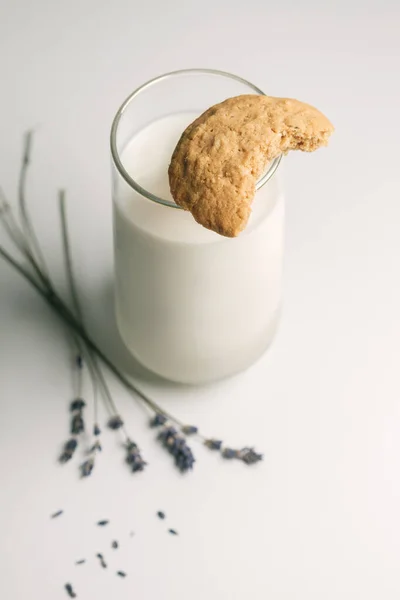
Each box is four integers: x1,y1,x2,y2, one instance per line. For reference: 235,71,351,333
1,1,400,598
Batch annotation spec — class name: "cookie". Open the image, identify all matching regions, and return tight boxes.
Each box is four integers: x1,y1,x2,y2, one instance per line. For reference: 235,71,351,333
168,94,334,237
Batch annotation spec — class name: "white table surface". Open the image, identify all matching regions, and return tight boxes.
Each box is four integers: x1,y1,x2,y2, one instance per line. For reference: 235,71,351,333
1,1,400,599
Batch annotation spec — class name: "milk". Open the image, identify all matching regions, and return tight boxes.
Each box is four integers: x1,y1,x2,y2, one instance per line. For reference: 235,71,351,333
113,113,284,384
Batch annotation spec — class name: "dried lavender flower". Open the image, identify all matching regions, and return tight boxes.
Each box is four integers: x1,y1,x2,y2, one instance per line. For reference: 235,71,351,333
112,540,119,549
157,511,166,520
75,560,86,565
60,438,78,463
93,423,101,436
70,398,85,412
96,553,107,568
181,425,198,435
65,583,76,598
158,426,195,472
108,415,124,430
239,447,263,465
168,529,178,535
221,448,238,459
117,571,126,577
80,457,94,477
97,520,109,526
90,440,102,453
125,440,146,473
71,413,84,435
51,510,63,519
150,413,167,427
75,355,83,369
205,439,223,451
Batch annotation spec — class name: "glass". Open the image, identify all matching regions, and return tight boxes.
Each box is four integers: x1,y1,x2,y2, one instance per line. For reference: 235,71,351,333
111,69,284,384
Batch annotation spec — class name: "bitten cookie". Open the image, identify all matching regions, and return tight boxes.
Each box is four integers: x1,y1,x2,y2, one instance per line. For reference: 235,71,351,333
168,94,334,237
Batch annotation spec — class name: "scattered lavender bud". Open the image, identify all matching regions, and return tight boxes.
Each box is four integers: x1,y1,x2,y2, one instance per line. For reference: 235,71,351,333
112,540,119,549
97,520,109,526
181,425,198,435
51,510,63,519
75,560,86,565
65,583,76,598
108,415,124,430
70,398,86,412
90,440,102,453
239,447,263,465
96,553,107,568
204,439,223,451
157,511,166,520
71,413,84,435
149,413,167,427
117,571,127,578
158,426,195,472
168,529,178,535
93,423,101,436
75,355,83,369
125,440,146,473
80,457,94,477
221,447,238,459
60,438,78,463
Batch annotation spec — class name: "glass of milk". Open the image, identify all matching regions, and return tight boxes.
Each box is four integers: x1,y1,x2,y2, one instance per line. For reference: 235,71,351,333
110,69,283,385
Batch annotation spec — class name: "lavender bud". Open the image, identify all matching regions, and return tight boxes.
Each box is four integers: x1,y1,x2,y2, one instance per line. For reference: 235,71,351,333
125,440,146,473
204,439,223,451
181,425,198,435
71,413,85,435
65,583,76,598
150,413,167,427
90,440,102,453
158,426,195,472
70,398,86,412
108,415,124,430
60,438,78,463
96,553,107,568
75,355,83,369
93,424,101,436
239,447,263,465
80,457,94,477
221,447,238,459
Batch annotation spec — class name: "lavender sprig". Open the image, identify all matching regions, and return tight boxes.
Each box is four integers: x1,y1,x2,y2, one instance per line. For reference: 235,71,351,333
60,191,147,476
0,132,263,475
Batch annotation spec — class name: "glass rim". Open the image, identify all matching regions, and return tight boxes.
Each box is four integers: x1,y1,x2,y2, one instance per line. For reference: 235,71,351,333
110,68,282,209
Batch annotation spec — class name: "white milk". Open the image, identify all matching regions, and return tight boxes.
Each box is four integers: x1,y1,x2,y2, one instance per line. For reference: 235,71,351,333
113,113,284,384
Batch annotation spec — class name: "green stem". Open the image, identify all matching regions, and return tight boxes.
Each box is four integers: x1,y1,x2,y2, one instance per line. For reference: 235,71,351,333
18,132,50,280
59,191,130,440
